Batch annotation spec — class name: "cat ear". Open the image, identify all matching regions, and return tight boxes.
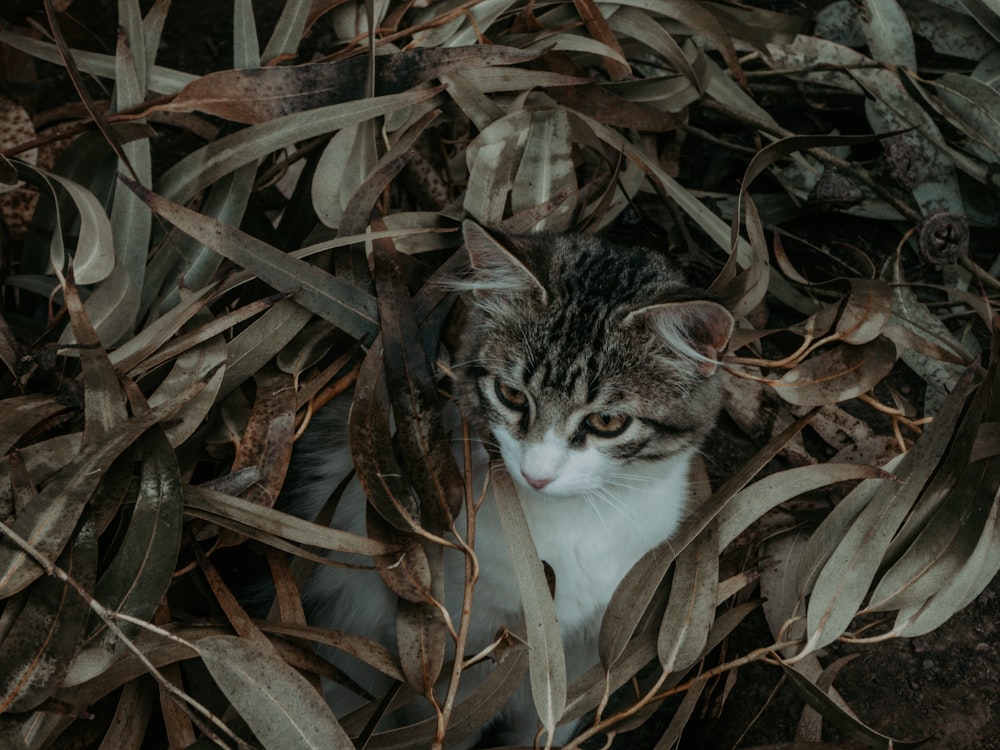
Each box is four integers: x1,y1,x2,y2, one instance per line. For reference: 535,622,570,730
626,300,734,375
462,220,548,303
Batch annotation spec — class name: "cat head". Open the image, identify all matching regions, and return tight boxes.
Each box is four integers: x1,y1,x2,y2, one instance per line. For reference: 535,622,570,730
454,221,733,498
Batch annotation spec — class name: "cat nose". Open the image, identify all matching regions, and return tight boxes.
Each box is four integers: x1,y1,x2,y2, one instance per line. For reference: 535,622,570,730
521,470,554,490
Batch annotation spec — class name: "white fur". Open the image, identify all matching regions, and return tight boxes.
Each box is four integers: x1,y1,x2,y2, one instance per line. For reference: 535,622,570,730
288,399,693,746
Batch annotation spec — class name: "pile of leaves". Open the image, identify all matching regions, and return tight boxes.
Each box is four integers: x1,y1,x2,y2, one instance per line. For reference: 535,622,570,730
1,0,999,748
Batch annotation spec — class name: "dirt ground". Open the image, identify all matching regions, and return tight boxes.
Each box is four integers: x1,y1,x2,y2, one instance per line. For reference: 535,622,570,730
690,577,1000,749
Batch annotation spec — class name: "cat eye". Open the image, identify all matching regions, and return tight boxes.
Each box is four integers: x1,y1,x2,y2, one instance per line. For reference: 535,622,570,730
583,413,632,437
495,379,529,410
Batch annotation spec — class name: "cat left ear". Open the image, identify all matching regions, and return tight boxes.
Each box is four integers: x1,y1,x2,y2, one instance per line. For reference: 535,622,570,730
627,300,734,375
462,220,548,303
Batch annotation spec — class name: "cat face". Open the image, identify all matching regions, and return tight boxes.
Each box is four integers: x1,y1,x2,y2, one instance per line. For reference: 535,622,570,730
454,222,734,499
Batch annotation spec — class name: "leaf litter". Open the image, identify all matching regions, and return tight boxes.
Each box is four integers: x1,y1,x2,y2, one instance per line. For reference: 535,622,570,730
1,0,999,748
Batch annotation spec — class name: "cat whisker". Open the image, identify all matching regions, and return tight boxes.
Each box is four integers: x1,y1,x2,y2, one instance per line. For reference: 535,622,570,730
603,486,646,526
585,485,644,531
607,472,659,485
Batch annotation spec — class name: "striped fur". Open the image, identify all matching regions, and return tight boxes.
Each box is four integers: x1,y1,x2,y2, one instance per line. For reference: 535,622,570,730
285,222,733,747
455,221,733,484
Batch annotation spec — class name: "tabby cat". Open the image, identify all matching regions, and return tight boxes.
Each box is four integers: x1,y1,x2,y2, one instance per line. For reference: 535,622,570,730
282,221,733,747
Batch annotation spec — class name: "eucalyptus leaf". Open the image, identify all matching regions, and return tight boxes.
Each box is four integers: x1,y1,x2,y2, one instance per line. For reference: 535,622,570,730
196,634,352,749
126,180,379,341
801,365,978,654
87,429,182,647
493,467,566,741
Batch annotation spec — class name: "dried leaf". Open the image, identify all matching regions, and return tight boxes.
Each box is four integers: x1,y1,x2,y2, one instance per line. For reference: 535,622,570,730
859,0,917,68
96,678,155,750
573,0,631,80
183,485,396,557
0,396,68,456
835,279,894,345
87,429,181,646
371,232,463,526
718,463,892,550
396,595,445,697
774,337,897,407
16,162,115,287
312,122,376,229
867,330,1000,615
493,466,566,740
146,332,226,447
656,522,718,673
934,73,1000,160
510,109,579,232
231,367,296,508
0,384,209,598
125,179,379,341
196,634,352,749
164,46,537,124
157,87,441,203
892,490,1000,637
760,530,812,651
349,359,424,592
0,518,97,712
363,638,529,750
219,300,314,397
0,29,194,93
539,52,680,132
608,7,703,92
464,140,517,226
801,364,979,653
144,162,258,317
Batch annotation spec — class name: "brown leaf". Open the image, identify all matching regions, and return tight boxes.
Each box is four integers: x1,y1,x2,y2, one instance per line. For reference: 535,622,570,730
125,178,379,341
396,596,445,697
573,0,631,81
232,366,296,509
538,52,679,132
165,46,539,124
371,224,464,528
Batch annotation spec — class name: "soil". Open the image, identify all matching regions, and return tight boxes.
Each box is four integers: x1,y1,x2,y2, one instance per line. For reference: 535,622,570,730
690,577,1000,749
7,1,997,748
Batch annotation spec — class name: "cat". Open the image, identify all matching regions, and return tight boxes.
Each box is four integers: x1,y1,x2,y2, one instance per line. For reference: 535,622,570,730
280,220,733,748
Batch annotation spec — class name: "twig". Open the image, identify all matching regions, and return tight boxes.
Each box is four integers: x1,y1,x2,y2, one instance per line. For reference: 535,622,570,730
701,98,922,224
438,417,485,746
0,520,253,750
562,640,803,749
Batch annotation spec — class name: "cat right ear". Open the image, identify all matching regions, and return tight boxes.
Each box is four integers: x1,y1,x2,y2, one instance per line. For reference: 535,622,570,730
626,299,734,376
462,220,548,303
